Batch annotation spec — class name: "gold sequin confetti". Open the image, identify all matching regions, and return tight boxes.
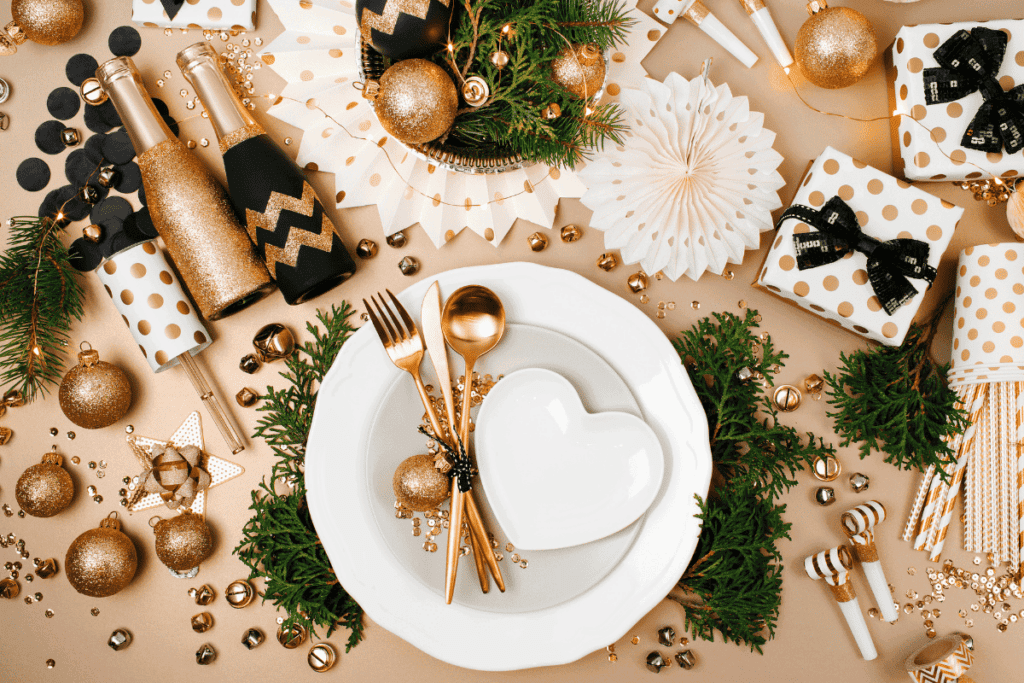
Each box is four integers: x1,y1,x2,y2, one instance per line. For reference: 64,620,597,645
631,636,640,645
691,301,700,310
738,300,747,309
908,567,916,576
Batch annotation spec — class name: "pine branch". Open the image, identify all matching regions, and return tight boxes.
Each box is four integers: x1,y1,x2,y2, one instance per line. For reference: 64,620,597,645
235,304,364,648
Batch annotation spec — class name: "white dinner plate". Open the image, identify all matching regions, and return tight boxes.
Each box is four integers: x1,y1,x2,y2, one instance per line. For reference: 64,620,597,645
305,262,712,670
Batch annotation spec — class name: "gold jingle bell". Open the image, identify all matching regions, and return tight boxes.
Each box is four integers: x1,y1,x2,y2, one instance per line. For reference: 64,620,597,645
236,387,260,408
308,643,337,672
398,256,420,276
597,253,618,272
80,78,107,105
627,271,649,294
355,238,378,259
108,628,132,651
541,102,561,120
242,627,265,650
0,577,20,599
0,426,11,446
386,231,408,248
490,50,509,69
804,373,825,399
225,579,255,608
252,324,296,364
849,472,870,493
675,650,697,670
812,454,841,482
35,558,58,579
191,612,214,633
61,127,80,147
527,232,549,252
560,224,583,243
815,486,836,506
772,385,802,412
96,166,118,189
190,584,215,605
195,643,216,665
277,623,309,649
82,224,103,243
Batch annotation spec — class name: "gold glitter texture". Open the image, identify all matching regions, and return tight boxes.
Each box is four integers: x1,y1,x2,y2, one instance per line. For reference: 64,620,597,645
15,451,74,518
373,59,457,144
11,0,83,46
218,122,266,155
795,2,877,90
65,515,138,598
153,512,213,572
244,182,338,278
137,139,274,320
58,347,132,429
359,0,451,43
393,454,450,511
550,44,606,100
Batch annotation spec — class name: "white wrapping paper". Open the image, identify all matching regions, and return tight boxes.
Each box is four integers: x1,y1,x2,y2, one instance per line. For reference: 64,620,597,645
132,0,256,30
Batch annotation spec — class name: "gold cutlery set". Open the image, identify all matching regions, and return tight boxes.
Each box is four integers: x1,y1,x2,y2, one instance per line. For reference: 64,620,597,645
364,282,506,603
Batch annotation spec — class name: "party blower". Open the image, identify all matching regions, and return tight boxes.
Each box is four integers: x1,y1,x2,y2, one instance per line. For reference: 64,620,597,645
651,0,759,68
841,501,898,623
70,237,246,454
805,545,877,660
735,0,792,69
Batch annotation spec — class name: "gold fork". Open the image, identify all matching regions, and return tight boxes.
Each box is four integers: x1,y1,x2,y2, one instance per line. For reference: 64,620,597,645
363,290,493,602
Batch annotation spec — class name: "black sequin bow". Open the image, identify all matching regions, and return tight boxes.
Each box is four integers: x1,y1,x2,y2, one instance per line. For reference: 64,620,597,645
160,0,186,21
922,27,1024,155
418,426,473,493
776,196,936,316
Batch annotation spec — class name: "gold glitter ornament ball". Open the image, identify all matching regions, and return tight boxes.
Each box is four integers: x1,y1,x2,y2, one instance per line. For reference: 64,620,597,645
58,344,132,429
794,1,877,90
550,44,605,100
153,512,214,572
15,450,74,517
65,515,138,598
393,454,449,511
11,0,84,46
373,59,458,144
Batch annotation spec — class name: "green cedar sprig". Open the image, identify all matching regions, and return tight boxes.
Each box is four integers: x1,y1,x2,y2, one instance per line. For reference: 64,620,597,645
0,215,84,399
671,309,834,652
824,313,968,476
234,303,364,649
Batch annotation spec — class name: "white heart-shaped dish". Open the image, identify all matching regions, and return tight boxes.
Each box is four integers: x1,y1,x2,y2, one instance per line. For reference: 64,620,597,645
475,368,665,551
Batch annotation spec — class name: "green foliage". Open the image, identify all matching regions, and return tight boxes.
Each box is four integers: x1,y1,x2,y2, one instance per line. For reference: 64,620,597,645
671,309,834,652
234,303,364,650
0,215,84,399
437,0,633,167
824,322,968,476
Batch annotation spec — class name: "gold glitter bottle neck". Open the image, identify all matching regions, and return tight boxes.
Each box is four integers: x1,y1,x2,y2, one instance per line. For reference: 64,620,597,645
177,42,262,150
96,56,174,156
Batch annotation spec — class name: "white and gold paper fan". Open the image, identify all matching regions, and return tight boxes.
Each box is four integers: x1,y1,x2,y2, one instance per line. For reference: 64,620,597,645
258,0,662,247
578,66,785,281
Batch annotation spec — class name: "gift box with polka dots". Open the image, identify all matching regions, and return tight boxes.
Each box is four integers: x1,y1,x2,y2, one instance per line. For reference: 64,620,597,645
886,19,1024,183
755,146,963,347
132,0,256,31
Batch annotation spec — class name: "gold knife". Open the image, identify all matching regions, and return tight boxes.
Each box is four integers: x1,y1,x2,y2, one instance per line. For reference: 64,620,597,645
421,281,505,597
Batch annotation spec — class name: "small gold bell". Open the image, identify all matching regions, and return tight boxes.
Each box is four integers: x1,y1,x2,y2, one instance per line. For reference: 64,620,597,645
490,50,509,69
195,643,216,665
224,579,255,608
675,650,697,670
189,584,214,605
627,271,648,294
252,324,295,364
560,224,583,242
849,473,870,493
82,224,103,243
80,78,107,105
191,612,214,633
803,373,825,400
108,628,132,651
239,354,260,374
235,387,260,408
242,627,265,650
398,256,420,276
0,577,20,599
815,486,836,506
597,253,618,272
527,232,549,252
77,184,100,205
772,385,802,412
385,231,408,248
96,167,119,189
645,652,667,673
277,623,309,649
812,455,841,482
0,426,11,446
307,643,337,672
542,103,561,120
355,238,378,259
61,128,81,148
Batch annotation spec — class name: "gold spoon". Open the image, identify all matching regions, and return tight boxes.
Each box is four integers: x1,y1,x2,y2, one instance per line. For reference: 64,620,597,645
442,285,507,596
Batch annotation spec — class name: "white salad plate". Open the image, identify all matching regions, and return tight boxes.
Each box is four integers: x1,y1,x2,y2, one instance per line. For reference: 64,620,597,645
475,367,665,551
305,262,711,670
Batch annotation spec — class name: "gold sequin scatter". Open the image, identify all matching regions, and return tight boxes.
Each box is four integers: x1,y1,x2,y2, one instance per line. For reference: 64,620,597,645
794,5,877,90
631,636,640,645
373,59,458,145
136,140,273,320
11,0,84,46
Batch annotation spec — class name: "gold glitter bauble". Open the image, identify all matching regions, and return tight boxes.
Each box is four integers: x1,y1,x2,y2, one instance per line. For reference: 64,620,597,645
393,454,449,511
373,59,457,144
794,2,877,90
65,515,138,598
58,345,132,429
15,450,74,518
11,0,84,46
550,44,605,100
153,512,214,572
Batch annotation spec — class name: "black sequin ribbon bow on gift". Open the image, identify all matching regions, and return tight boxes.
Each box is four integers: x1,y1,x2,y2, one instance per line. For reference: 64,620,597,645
922,27,1024,155
776,196,936,316
160,0,186,21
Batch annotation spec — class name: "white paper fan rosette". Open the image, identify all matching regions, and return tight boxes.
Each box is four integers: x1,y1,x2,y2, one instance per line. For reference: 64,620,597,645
258,0,662,248
578,70,785,280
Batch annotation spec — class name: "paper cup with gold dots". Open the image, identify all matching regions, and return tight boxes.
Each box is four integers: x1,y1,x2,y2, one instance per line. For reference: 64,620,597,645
96,241,212,373
131,0,255,30
948,243,1024,388
755,146,963,347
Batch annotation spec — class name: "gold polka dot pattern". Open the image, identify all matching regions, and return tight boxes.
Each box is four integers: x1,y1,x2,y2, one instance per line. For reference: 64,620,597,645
95,241,213,374
949,244,1024,389
130,0,255,29
757,146,963,347
889,20,1024,182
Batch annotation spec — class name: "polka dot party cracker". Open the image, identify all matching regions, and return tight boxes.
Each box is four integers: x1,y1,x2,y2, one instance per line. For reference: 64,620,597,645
96,240,213,373
755,146,963,347
886,20,1024,183
132,0,256,31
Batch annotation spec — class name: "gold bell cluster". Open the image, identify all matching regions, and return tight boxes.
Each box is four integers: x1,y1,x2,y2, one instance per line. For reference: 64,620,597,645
240,323,296,374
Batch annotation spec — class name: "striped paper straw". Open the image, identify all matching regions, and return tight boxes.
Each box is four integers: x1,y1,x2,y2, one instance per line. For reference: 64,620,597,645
1002,383,1015,563
903,464,935,543
1017,381,1024,574
1012,381,1023,569
915,467,952,551
928,383,989,560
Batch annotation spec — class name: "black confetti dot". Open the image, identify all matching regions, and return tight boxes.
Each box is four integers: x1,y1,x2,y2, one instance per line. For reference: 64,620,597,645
65,149,102,185
47,87,81,120
153,98,170,118
163,115,179,137
114,162,141,194
108,26,142,57
137,185,147,206
104,230,139,259
35,120,69,155
39,185,77,220
91,196,133,226
85,133,107,158
69,238,104,272
66,54,99,87
17,158,51,192
133,207,158,239
101,130,135,165
84,101,120,134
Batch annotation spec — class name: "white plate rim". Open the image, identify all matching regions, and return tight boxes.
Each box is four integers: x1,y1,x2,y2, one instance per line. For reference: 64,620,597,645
305,262,712,670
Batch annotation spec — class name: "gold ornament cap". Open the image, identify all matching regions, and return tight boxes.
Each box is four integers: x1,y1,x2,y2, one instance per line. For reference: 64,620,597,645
807,0,828,14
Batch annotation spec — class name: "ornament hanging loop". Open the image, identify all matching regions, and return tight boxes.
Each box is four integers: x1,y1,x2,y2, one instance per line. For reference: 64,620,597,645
149,516,162,529
79,341,92,352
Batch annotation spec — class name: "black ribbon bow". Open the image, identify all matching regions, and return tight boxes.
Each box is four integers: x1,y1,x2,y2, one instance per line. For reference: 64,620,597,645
160,0,187,21
922,27,1024,155
776,196,936,316
418,426,474,493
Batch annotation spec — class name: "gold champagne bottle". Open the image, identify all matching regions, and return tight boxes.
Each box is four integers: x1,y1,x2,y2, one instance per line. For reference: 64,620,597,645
95,56,274,320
